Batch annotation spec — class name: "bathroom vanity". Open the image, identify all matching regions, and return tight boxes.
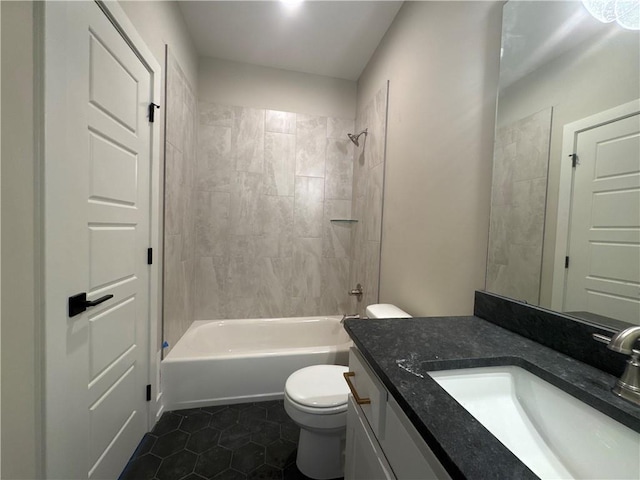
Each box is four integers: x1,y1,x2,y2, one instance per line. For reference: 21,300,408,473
343,294,640,479
344,347,451,479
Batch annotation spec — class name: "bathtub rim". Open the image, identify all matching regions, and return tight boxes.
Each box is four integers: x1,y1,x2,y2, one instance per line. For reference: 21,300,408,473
163,341,353,363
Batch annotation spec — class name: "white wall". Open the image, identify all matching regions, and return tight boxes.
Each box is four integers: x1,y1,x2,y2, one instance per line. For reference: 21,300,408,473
1,2,41,477
119,0,198,89
497,28,640,307
199,56,357,119
358,1,503,316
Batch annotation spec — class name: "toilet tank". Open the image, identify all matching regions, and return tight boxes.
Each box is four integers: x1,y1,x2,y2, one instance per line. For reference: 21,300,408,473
365,304,412,319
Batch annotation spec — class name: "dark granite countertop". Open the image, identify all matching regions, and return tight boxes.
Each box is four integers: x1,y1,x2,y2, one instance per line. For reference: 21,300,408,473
343,316,640,480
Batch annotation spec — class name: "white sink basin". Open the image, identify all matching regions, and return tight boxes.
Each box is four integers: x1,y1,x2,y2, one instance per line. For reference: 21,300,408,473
428,366,640,480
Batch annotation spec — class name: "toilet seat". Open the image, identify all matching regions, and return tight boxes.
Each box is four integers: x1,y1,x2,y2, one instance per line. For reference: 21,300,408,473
285,391,347,415
285,365,349,415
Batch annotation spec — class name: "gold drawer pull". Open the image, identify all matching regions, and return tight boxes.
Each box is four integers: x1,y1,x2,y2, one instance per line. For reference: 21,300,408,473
344,371,371,405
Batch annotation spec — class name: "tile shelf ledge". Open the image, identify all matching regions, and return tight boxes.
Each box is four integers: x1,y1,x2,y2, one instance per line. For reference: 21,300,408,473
329,219,358,223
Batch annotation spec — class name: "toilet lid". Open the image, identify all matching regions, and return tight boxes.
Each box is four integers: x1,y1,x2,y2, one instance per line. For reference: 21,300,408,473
285,365,350,409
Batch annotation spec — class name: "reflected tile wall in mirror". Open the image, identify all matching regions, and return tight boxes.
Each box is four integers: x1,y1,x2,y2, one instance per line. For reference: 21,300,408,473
486,107,552,304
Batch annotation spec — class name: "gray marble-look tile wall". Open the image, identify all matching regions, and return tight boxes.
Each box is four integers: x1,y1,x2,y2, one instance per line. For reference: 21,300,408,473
164,48,197,353
486,108,552,304
349,82,389,317
195,102,355,320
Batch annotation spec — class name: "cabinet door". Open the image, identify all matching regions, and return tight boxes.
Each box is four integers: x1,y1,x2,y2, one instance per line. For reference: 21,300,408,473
345,396,396,480
383,397,452,480
348,347,387,438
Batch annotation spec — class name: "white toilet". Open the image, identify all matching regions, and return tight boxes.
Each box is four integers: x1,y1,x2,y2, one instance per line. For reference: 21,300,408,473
283,303,411,479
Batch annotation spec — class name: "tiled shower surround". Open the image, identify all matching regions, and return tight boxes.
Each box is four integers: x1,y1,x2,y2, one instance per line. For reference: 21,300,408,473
486,107,552,305
193,103,356,321
162,78,390,351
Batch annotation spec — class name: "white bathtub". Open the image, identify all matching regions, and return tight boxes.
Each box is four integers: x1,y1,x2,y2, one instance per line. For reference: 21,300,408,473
162,316,352,410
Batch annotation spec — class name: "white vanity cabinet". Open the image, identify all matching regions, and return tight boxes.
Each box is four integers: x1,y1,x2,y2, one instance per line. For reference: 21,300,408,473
344,347,452,480
345,396,395,480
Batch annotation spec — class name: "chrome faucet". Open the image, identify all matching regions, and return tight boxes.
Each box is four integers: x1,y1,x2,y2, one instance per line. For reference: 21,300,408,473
594,326,640,405
341,314,360,324
349,283,363,301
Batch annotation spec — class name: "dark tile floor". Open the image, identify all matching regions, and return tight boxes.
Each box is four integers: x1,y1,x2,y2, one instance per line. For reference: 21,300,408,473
119,400,315,480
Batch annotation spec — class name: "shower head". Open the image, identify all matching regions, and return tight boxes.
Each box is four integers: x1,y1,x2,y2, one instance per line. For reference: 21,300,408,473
347,129,368,147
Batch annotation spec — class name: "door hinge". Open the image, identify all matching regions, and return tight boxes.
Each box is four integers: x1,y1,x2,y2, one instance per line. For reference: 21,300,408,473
565,256,570,269
147,248,153,265
569,153,578,168
148,103,160,123
146,384,152,402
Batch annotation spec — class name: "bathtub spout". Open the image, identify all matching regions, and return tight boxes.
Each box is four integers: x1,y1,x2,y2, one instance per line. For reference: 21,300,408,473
341,314,360,324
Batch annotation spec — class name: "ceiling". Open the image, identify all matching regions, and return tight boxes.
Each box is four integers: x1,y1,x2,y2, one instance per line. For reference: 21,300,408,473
178,1,403,81
500,1,612,89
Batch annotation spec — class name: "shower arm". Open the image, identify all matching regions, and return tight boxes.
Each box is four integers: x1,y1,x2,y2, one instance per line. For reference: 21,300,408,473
347,128,368,147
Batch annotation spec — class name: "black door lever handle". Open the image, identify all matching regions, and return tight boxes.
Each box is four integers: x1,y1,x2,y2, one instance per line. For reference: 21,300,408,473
86,295,114,307
68,292,114,317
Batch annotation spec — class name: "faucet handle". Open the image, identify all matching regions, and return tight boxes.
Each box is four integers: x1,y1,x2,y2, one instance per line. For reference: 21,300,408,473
592,328,640,355
607,326,640,354
592,333,612,344
594,327,640,406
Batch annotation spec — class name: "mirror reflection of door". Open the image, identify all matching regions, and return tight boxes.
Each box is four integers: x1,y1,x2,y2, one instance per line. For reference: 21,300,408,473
563,111,640,325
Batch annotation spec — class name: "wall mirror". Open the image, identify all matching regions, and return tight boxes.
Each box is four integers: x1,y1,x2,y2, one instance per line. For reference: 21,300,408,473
487,0,640,329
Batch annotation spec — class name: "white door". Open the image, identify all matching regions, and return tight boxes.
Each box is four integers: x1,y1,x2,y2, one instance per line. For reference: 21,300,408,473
44,2,153,478
564,113,640,324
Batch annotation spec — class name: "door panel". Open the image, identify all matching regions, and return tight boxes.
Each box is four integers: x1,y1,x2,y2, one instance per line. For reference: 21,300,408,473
89,132,138,205
589,243,639,283
89,297,137,379
584,289,640,323
44,2,153,478
89,33,138,132
88,410,141,480
595,135,640,178
88,226,137,287
89,366,137,468
591,190,640,227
